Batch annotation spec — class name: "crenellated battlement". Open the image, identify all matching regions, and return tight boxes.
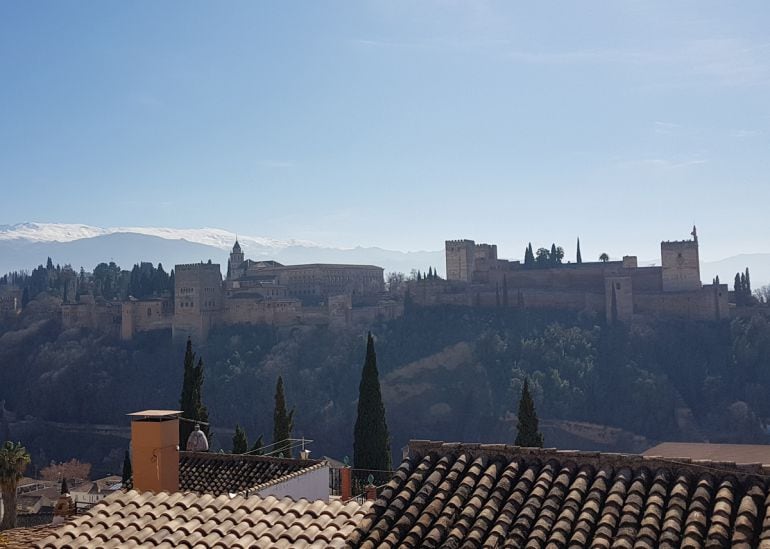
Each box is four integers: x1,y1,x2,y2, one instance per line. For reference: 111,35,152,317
175,262,221,271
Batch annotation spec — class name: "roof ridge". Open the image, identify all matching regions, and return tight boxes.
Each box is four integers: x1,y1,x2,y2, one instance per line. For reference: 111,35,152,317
406,440,770,481
239,461,329,495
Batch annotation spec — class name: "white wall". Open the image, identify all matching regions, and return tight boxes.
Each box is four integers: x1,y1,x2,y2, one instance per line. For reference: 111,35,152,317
257,465,330,502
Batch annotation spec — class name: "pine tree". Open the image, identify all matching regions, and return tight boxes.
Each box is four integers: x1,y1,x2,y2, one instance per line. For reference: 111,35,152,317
273,376,295,458
179,339,210,446
576,238,583,264
353,332,391,471
232,424,248,454
121,450,132,487
515,379,544,447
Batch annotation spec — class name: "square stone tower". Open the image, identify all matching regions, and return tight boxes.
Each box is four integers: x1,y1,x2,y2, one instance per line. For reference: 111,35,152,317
445,240,476,282
661,227,701,292
172,262,223,341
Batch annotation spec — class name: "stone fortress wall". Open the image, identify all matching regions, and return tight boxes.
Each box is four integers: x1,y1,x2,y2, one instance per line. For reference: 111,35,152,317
426,226,729,322
57,228,734,341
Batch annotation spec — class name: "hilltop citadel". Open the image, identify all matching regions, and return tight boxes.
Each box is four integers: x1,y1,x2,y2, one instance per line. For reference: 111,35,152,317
32,228,735,340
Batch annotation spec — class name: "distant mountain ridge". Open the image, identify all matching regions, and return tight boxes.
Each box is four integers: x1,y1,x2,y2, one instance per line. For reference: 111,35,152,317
0,222,444,277
1,223,768,287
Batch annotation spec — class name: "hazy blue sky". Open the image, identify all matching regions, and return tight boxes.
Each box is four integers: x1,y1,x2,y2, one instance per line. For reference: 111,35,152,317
1,1,769,261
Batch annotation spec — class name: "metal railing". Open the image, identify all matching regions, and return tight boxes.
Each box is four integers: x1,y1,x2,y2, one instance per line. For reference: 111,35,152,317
329,466,393,499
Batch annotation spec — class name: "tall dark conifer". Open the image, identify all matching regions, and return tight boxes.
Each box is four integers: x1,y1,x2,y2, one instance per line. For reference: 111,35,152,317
576,238,583,264
179,339,210,445
353,332,391,471
745,268,752,295
524,243,535,267
515,379,544,447
273,376,294,457
121,450,132,487
232,424,248,454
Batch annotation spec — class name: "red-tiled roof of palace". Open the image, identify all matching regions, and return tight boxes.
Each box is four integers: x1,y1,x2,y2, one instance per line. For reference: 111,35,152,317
644,442,770,466
179,451,325,496
346,440,770,548
30,490,368,548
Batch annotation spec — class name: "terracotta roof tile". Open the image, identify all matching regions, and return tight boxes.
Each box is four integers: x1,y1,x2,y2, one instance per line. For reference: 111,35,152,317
29,489,369,548
347,440,770,548
178,450,324,496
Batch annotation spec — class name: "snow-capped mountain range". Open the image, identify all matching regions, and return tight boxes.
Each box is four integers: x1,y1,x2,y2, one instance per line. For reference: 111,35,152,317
0,223,315,249
0,223,444,276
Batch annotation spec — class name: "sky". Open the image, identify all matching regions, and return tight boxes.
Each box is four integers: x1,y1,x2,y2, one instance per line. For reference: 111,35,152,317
1,1,769,262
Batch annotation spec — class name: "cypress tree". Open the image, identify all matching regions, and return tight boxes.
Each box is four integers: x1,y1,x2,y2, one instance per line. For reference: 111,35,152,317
576,238,583,264
515,379,544,447
427,267,433,280
21,287,29,309
121,450,132,487
232,424,248,454
353,332,391,471
179,339,210,445
550,243,558,266
745,268,752,295
273,376,294,458
524,243,535,267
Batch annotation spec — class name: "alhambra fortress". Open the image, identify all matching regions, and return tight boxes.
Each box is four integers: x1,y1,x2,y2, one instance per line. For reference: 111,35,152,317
56,228,731,341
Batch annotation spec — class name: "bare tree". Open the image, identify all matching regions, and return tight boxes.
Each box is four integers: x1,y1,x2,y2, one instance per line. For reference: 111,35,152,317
385,272,405,294
754,285,770,305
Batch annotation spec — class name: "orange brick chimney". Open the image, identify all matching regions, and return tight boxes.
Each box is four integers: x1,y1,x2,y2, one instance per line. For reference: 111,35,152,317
128,410,182,493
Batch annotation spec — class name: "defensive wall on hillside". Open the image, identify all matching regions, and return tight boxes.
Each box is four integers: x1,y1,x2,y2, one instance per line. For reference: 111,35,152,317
56,229,735,341
432,228,728,322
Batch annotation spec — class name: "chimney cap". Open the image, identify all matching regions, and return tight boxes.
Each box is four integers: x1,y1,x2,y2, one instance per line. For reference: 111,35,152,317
128,410,182,419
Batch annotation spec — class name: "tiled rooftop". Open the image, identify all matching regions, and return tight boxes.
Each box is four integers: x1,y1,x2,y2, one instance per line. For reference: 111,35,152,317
1,524,63,549
179,451,324,495
31,489,369,548
347,440,770,548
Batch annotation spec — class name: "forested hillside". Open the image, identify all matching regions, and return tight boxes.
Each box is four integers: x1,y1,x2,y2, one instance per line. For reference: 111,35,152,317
2,297,770,476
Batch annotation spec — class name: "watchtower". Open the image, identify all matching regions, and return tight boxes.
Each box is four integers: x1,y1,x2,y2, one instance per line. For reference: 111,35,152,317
172,262,223,341
661,226,701,292
445,240,476,282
